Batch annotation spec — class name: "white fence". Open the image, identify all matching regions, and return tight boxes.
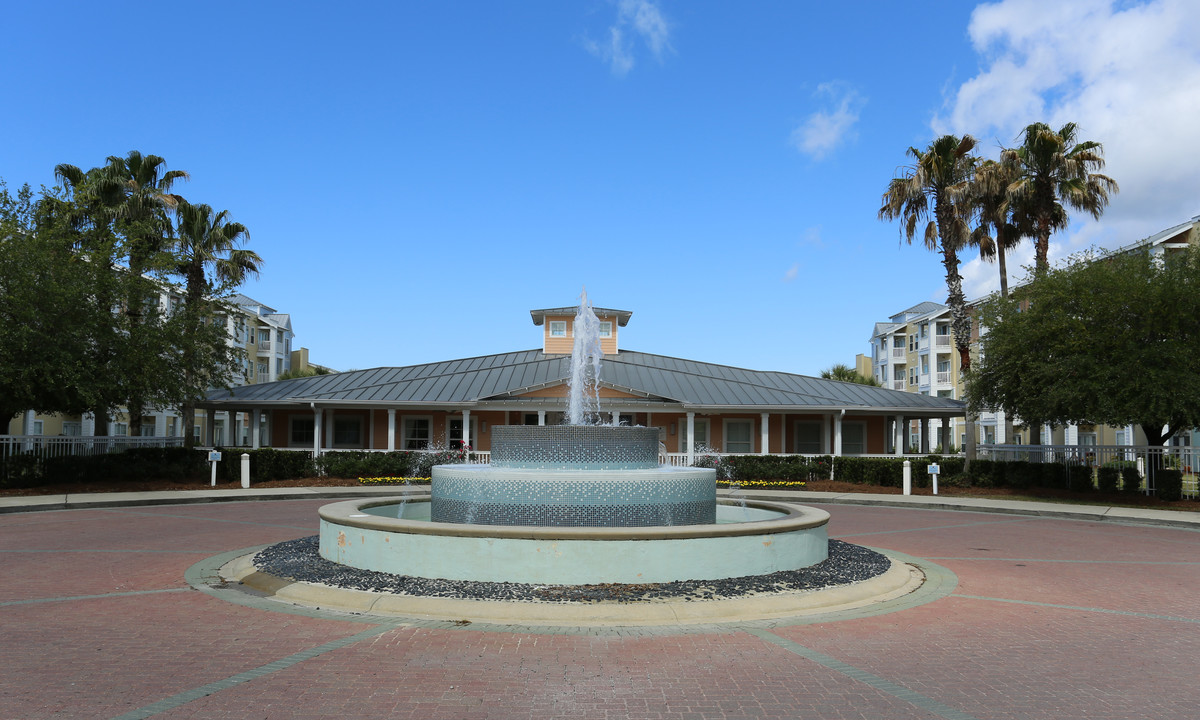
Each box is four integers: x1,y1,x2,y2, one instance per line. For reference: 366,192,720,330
1,435,185,461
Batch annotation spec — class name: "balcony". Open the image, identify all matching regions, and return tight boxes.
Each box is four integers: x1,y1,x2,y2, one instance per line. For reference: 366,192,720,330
936,371,951,385
892,380,904,390
935,335,951,348
892,348,905,358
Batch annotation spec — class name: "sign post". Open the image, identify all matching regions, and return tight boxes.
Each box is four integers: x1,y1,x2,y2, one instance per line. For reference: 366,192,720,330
208,451,222,487
928,462,940,495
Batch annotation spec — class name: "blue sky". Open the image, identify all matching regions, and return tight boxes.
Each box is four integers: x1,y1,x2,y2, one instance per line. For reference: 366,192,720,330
3,1,1198,375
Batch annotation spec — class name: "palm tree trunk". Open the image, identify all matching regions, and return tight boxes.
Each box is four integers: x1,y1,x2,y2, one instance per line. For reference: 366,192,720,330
941,247,976,468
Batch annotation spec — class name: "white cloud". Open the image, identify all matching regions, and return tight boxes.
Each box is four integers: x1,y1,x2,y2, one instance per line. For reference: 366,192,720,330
584,0,673,75
937,0,1200,263
791,83,864,160
783,263,800,283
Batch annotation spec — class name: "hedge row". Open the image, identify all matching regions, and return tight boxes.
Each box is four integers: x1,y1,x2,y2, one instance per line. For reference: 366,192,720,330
0,447,208,489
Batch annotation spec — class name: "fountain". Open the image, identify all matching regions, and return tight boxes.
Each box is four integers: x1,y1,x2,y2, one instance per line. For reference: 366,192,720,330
315,292,833,585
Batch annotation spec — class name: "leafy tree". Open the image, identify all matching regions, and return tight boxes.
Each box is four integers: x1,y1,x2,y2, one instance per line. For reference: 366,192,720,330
277,366,333,381
820,364,880,386
967,245,1200,448
0,183,123,425
880,134,980,461
1002,122,1118,273
172,201,262,445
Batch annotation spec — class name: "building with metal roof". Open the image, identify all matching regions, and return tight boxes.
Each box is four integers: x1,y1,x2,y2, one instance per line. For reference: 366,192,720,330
201,305,965,460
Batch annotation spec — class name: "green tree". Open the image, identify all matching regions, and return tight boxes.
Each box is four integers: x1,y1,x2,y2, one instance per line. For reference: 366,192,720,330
1002,122,1118,273
967,245,1200,448
820,364,881,386
880,134,979,461
0,183,124,425
171,201,263,445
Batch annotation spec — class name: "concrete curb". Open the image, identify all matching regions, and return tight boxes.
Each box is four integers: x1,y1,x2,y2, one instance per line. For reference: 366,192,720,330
220,551,926,627
3,485,1198,530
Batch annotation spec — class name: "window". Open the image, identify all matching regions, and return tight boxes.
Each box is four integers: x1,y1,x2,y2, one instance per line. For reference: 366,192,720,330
447,417,476,449
841,422,866,454
291,417,315,445
140,421,155,437
549,321,567,337
333,418,362,447
276,358,283,376
62,422,81,437
257,362,269,378
32,420,44,435
724,419,753,453
687,418,710,451
276,330,284,343
794,422,822,454
166,417,177,437
258,329,271,345
113,423,128,437
403,417,432,450
599,322,612,338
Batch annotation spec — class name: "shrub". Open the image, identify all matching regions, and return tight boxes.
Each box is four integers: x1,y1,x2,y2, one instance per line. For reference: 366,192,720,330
215,448,314,482
720,455,831,482
1041,463,1068,489
1121,466,1142,493
1155,469,1184,501
1067,463,1094,492
1005,461,1037,489
1097,466,1120,493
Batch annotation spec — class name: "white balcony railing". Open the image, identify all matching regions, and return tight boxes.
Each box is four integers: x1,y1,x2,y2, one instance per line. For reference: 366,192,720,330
919,373,930,385
935,335,951,347
936,371,951,385
892,348,905,358
892,380,904,390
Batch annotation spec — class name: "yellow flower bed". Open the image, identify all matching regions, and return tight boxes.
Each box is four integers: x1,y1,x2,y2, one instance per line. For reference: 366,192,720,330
358,477,431,485
718,480,807,489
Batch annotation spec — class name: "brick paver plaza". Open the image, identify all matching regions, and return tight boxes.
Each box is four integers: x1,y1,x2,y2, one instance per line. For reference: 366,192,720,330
2,496,1198,719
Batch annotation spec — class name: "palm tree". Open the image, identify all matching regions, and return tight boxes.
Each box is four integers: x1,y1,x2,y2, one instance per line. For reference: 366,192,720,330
1002,122,1118,273
880,134,979,462
820,364,881,386
969,159,1026,445
970,159,1025,299
173,201,262,445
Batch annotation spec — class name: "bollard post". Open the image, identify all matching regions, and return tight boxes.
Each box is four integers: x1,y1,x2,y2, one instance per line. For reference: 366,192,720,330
903,460,912,495
240,453,250,489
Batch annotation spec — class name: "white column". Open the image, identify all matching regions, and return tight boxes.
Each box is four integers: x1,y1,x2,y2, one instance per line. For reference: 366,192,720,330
387,409,396,451
760,412,770,455
462,410,471,450
313,408,323,455
895,416,906,456
251,410,261,449
537,410,546,426
686,412,695,464
833,411,843,457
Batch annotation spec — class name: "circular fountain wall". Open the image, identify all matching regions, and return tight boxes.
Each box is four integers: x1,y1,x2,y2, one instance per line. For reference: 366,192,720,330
431,425,715,527
319,496,830,585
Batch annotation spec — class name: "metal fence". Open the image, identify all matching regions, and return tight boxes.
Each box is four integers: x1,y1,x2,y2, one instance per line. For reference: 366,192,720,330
978,443,1198,498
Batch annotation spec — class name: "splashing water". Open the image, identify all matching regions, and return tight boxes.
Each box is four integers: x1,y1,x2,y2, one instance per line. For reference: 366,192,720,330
566,288,605,426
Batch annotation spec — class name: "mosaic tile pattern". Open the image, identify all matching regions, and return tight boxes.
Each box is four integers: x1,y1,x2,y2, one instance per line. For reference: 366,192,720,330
430,467,717,527
430,497,715,527
490,425,660,470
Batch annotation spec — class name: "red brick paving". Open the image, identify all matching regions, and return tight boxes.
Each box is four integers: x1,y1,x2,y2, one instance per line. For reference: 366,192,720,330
2,499,1198,719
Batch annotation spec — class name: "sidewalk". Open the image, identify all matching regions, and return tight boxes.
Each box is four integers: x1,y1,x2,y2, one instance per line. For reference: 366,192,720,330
3,484,1197,529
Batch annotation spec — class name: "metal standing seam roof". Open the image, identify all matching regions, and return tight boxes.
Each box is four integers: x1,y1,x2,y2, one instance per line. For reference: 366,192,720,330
203,349,964,415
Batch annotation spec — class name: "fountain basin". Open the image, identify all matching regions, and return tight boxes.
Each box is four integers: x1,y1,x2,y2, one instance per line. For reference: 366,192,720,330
319,496,829,585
